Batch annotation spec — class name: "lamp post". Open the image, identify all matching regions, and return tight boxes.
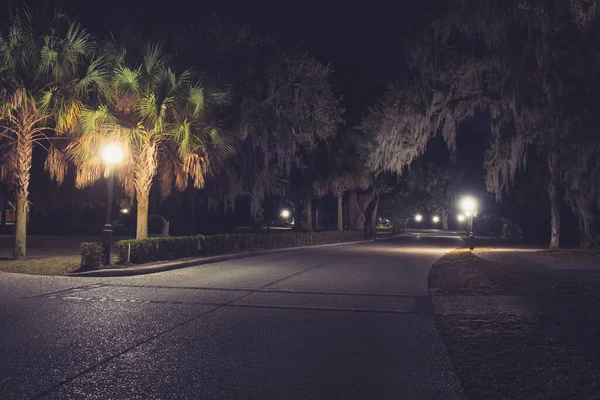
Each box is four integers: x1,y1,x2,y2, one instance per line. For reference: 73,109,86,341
415,214,423,223
101,144,123,265
460,196,477,250
432,215,440,224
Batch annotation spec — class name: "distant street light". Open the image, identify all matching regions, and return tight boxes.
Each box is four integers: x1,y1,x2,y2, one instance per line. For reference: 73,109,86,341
460,196,477,215
459,196,478,250
280,209,291,219
415,214,423,222
457,214,466,223
120,208,129,214
101,143,124,265
432,216,440,224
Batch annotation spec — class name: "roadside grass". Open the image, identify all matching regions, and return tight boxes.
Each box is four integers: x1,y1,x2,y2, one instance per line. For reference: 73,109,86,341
538,249,600,265
430,248,600,295
0,256,80,275
431,249,600,399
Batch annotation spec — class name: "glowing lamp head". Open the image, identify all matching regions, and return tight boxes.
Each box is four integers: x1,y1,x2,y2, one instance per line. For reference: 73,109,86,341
415,214,423,222
460,196,477,213
280,209,291,219
432,216,440,223
101,144,124,166
457,214,466,223
121,208,129,214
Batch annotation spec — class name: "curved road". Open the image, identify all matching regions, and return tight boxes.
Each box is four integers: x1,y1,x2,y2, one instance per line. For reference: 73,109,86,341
0,232,464,399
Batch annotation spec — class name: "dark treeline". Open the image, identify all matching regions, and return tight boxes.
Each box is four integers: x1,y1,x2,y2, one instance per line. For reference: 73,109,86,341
2,0,600,258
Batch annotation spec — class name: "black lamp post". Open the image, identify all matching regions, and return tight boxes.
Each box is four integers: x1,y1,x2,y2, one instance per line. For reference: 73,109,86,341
101,144,123,265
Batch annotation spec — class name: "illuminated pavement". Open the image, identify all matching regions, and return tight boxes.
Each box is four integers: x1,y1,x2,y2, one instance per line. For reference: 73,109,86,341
0,232,464,399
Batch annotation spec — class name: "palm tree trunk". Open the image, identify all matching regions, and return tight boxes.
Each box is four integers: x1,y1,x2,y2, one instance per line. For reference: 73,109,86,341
134,144,157,239
337,194,343,231
13,133,32,259
136,194,149,239
442,210,449,231
548,131,561,250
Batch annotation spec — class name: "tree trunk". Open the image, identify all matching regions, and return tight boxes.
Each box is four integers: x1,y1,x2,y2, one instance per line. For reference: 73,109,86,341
305,195,313,232
442,210,449,231
314,201,320,231
13,134,32,259
348,191,360,230
348,190,376,231
337,194,343,231
370,194,380,234
548,130,561,249
134,143,157,239
136,194,149,239
579,196,593,238
0,188,6,228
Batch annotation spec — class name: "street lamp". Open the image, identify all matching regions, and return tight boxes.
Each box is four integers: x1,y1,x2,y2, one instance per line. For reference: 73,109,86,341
101,144,123,265
415,214,423,223
432,215,440,224
457,214,466,223
460,196,478,250
280,209,291,219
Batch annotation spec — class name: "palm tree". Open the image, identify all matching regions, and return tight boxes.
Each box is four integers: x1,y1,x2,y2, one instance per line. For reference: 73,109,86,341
0,9,102,259
69,42,233,239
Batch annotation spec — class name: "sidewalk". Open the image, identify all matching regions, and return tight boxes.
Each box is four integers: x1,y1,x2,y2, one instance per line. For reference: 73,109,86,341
429,248,600,399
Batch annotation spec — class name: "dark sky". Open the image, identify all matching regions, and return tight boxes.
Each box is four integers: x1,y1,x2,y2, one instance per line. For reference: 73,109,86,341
29,0,408,115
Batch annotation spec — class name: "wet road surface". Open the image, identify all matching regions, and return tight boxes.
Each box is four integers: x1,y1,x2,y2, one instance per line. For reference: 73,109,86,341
0,232,464,399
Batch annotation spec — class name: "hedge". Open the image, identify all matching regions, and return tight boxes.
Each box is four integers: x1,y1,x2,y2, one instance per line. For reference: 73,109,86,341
80,242,103,270
113,231,365,264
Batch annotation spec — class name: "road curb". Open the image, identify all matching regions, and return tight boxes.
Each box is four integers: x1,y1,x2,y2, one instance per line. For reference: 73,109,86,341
68,239,373,277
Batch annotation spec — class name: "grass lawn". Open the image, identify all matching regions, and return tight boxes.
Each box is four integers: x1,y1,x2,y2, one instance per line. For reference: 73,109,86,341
0,235,133,275
431,249,600,399
0,256,80,275
538,249,600,265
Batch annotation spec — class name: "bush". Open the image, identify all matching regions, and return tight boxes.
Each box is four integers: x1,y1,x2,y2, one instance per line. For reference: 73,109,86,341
114,236,204,264
580,233,600,249
115,231,365,264
80,242,103,270
502,222,522,239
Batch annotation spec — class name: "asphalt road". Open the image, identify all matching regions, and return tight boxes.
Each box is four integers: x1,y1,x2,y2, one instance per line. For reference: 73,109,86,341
0,232,464,400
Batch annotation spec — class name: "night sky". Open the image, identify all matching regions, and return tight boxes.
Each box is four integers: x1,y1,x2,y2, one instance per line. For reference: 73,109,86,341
30,0,407,114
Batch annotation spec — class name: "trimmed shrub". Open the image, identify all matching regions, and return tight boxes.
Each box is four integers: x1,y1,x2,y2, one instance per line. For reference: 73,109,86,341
80,242,103,270
502,222,522,239
115,231,365,264
114,236,204,264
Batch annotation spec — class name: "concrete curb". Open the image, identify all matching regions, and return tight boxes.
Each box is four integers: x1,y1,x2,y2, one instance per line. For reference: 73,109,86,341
68,239,373,278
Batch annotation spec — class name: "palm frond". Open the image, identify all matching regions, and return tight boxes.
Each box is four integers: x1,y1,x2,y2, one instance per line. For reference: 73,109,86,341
65,22,92,57
39,87,83,133
44,144,68,184
78,56,108,96
142,43,166,76
205,127,238,174
79,105,116,134
74,158,102,188
188,86,205,118
112,66,140,93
